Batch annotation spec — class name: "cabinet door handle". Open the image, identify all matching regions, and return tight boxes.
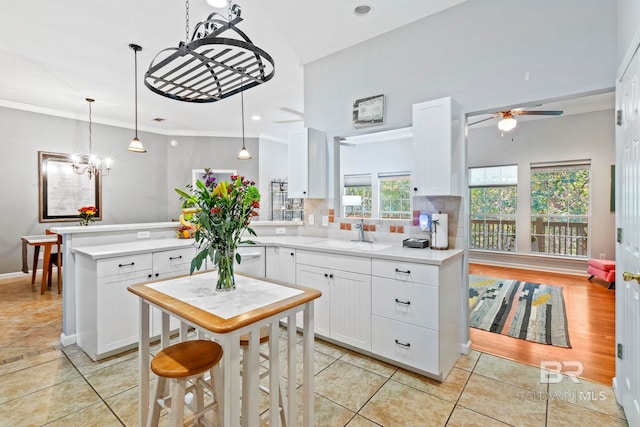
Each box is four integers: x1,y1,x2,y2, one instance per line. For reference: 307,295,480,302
324,273,328,278
329,273,334,279
290,252,295,256
148,274,152,279
169,255,182,260
395,298,411,306
155,273,159,277
413,187,418,192
118,262,135,267
395,268,411,274
395,339,411,348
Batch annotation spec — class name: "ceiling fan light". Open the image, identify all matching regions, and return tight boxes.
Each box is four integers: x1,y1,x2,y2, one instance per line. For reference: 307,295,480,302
128,137,147,153
498,117,517,132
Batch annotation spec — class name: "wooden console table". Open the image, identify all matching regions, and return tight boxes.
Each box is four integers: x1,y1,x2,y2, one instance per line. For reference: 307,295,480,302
128,271,321,427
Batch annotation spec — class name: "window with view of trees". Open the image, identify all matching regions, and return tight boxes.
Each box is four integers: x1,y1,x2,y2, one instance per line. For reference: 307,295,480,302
530,163,590,257
469,165,518,252
379,172,411,219
343,174,372,218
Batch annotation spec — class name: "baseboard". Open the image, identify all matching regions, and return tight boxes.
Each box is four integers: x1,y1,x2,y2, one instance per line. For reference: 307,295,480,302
460,339,472,355
0,270,36,280
60,333,76,347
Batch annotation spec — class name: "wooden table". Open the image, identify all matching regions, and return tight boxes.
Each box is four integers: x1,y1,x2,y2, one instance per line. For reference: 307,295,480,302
21,234,59,294
128,271,321,427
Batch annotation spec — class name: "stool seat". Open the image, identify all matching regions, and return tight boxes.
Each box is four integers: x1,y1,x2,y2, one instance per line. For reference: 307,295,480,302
152,340,223,378
239,326,271,347
588,259,616,271
148,340,223,427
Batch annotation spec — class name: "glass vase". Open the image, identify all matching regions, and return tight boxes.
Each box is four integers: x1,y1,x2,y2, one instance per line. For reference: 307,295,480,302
215,244,236,292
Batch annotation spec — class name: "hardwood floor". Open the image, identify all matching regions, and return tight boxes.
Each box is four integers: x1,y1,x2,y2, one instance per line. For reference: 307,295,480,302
468,263,616,385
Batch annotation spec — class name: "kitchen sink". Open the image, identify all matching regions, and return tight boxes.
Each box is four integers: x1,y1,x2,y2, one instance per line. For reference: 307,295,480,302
314,240,391,251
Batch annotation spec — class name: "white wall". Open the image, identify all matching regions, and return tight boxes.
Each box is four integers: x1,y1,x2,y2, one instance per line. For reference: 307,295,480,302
618,0,640,64
468,109,616,261
304,0,616,138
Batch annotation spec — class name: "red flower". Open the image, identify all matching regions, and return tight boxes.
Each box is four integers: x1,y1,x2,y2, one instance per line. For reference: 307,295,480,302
211,207,219,214
252,200,260,208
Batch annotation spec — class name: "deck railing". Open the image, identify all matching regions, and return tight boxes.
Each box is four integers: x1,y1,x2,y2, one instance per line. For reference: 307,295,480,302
470,217,589,257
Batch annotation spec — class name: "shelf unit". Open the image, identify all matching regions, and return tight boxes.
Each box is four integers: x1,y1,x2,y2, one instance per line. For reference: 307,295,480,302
271,180,304,221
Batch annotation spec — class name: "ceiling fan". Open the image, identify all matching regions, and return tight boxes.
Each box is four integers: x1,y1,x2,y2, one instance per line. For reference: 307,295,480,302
274,107,304,124
469,108,563,132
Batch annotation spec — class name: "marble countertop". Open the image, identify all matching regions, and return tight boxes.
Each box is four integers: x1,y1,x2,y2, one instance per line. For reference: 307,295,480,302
72,234,462,266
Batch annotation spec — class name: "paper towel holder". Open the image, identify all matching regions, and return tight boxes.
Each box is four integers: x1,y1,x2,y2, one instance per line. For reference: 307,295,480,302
431,212,449,250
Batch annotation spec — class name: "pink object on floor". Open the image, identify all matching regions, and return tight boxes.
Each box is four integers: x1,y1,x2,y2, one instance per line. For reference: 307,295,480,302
587,259,616,289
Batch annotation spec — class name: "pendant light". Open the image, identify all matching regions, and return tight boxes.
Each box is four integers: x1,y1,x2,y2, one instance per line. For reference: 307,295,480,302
237,74,251,159
128,43,146,153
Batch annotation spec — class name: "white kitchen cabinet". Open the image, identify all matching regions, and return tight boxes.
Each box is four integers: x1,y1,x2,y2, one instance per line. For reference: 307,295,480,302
411,97,463,196
287,128,327,199
235,246,266,277
76,244,200,361
370,257,461,380
265,246,296,284
77,253,153,361
150,247,196,337
295,250,371,350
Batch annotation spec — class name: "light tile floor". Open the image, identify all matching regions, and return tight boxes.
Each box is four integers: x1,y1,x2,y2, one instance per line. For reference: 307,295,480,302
0,275,629,426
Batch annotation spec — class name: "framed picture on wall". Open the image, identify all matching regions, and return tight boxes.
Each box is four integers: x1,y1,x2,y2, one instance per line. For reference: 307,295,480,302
38,151,102,223
352,94,384,127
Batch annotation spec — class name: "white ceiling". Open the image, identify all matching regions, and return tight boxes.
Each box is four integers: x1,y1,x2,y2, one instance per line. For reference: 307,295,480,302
0,0,467,142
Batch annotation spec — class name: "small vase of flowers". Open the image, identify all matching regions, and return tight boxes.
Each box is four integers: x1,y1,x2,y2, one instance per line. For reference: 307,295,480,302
175,170,260,292
78,206,97,226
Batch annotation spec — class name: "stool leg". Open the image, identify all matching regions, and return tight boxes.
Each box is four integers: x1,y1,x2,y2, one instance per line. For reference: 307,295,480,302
193,374,204,426
588,274,594,281
210,365,223,427
171,378,186,427
147,377,166,427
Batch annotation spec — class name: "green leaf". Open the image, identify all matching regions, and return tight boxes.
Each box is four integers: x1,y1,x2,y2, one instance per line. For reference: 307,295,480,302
235,252,242,264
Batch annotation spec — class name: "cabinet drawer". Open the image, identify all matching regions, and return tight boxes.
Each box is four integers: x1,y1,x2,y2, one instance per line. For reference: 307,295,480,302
371,258,438,285
97,254,153,278
371,315,439,375
153,247,196,279
371,277,438,329
297,250,371,275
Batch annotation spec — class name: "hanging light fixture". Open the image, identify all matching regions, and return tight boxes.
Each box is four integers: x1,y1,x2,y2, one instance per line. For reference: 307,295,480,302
237,73,251,159
497,116,518,132
144,0,274,103
72,98,111,180
128,43,146,153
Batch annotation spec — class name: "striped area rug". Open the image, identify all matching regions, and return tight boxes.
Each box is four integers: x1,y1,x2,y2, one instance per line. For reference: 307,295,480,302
469,275,571,348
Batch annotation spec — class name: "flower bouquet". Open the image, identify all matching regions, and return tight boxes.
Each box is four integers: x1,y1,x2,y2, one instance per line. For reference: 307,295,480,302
78,206,97,226
175,169,260,291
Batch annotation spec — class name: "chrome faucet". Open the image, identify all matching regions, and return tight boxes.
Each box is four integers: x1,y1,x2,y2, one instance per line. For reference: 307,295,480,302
353,218,371,242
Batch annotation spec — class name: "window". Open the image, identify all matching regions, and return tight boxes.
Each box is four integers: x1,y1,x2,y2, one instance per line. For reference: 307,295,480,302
343,174,372,218
469,165,518,252
530,162,590,257
379,172,411,219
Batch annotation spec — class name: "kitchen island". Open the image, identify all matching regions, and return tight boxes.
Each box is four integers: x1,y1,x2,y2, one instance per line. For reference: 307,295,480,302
67,226,466,381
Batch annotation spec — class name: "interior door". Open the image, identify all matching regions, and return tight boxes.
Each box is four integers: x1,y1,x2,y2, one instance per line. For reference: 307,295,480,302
614,37,640,426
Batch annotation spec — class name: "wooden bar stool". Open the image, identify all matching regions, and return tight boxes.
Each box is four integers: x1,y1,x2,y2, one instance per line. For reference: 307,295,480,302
149,340,223,427
239,326,287,426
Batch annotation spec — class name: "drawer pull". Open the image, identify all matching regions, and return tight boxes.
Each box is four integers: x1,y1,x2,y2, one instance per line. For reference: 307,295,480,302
395,268,411,274
395,298,411,306
324,273,328,278
395,339,411,348
169,255,182,260
329,274,334,279
118,262,135,267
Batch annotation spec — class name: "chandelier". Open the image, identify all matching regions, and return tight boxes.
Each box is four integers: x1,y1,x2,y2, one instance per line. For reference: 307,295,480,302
72,98,111,180
144,0,275,103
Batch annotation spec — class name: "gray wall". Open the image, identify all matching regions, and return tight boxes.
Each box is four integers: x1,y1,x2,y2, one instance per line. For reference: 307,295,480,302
165,135,259,220
468,110,616,260
304,0,616,135
0,107,258,274
618,0,640,64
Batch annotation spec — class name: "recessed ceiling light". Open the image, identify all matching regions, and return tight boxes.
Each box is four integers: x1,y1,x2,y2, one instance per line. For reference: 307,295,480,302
251,115,261,121
206,0,227,8
354,5,373,17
